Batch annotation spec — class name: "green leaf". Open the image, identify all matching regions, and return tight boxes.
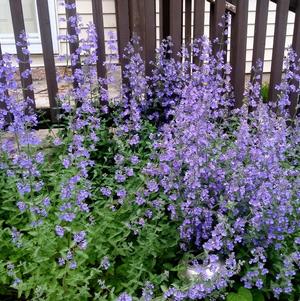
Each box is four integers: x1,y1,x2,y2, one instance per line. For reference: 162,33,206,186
227,293,241,301
238,287,253,301
252,290,265,301
227,288,253,301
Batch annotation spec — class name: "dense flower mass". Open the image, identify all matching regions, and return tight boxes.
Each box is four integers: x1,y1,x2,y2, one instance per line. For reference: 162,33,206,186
0,6,299,300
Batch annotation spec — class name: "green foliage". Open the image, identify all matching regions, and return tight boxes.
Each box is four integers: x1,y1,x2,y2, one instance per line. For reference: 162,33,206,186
260,82,269,102
227,287,253,301
0,119,182,300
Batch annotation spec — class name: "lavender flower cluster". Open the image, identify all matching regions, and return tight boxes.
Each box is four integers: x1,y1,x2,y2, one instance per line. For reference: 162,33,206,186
0,4,299,300
149,49,300,299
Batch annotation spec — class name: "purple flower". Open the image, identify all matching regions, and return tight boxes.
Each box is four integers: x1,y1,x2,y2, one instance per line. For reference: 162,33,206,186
129,134,140,145
130,155,140,165
59,212,76,222
117,293,132,301
135,196,145,206
100,256,110,270
58,258,65,266
100,187,112,197
55,225,65,237
66,250,73,260
116,188,127,199
69,261,77,270
73,231,86,243
35,152,44,164
146,180,158,193
17,201,27,212
43,197,51,207
115,170,126,183
114,154,125,165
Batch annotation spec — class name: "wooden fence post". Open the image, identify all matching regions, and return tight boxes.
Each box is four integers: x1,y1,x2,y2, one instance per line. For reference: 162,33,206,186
251,0,269,84
128,0,156,76
91,0,108,109
143,0,156,75
194,0,205,39
268,0,290,103
230,0,249,108
65,0,81,91
115,0,131,74
92,0,106,81
169,0,183,59
9,0,35,110
160,0,171,40
185,0,192,50
210,0,226,54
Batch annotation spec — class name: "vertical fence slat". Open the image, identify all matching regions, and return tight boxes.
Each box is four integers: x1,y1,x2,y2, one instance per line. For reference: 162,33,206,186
170,0,183,59
211,0,226,54
36,0,58,122
268,0,290,103
9,0,35,109
251,0,269,83
160,0,171,40
209,3,214,40
290,0,300,117
92,0,106,80
91,0,108,109
129,0,144,40
185,0,192,48
144,0,156,75
230,0,249,108
65,0,81,90
115,0,130,73
194,0,205,38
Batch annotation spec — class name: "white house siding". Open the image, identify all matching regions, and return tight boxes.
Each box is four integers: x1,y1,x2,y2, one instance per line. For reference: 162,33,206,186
55,0,117,66
0,0,296,73
179,0,296,73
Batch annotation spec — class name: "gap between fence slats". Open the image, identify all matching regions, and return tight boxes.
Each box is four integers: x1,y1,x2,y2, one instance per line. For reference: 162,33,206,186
9,0,35,110
290,0,300,117
268,0,290,103
230,0,249,108
36,0,58,123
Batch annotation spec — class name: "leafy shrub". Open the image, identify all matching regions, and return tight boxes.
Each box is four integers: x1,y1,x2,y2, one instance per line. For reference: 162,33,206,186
0,5,299,301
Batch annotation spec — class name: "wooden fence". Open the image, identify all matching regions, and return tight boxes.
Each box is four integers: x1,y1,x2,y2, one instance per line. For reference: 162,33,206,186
0,0,299,124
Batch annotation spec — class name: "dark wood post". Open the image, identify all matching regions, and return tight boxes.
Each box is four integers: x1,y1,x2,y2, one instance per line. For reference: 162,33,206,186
268,0,290,103
9,0,35,109
230,0,249,108
65,0,81,91
115,0,131,73
251,0,269,84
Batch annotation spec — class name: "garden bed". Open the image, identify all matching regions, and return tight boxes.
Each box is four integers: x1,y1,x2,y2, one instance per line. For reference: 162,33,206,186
0,22,299,301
